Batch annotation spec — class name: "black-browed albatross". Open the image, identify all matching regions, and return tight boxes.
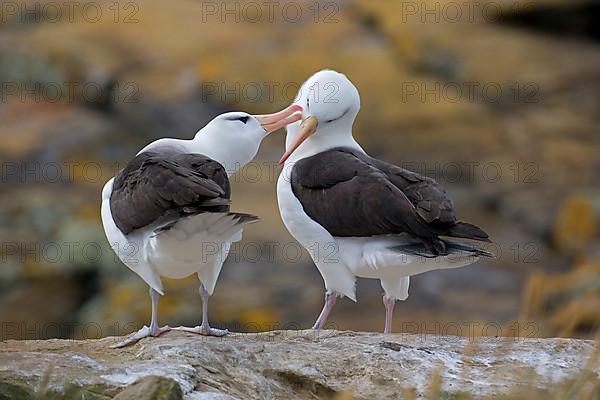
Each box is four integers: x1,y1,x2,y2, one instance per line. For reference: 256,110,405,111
277,70,492,333
102,104,301,348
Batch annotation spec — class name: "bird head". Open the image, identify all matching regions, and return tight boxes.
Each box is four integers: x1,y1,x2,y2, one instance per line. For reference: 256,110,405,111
280,70,360,165
197,104,302,173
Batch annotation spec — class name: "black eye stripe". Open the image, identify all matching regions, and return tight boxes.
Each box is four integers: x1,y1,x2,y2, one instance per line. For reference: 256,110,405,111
225,115,250,123
325,108,350,123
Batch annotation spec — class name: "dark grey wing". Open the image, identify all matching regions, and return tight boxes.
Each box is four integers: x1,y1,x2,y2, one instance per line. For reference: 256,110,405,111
291,148,490,255
291,149,447,253
368,158,456,224
363,153,490,242
110,151,231,234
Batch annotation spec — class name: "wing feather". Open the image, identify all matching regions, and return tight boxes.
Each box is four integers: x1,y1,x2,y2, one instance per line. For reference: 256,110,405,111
110,151,230,234
291,148,490,255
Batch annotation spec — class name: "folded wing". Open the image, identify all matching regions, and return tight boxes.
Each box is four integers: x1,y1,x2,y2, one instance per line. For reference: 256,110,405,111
291,148,490,254
110,151,230,234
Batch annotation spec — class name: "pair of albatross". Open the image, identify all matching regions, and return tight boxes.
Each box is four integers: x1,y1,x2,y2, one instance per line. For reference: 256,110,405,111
102,70,491,347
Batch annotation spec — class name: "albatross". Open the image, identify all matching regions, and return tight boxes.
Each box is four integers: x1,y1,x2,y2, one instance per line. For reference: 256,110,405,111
102,104,301,348
277,70,492,333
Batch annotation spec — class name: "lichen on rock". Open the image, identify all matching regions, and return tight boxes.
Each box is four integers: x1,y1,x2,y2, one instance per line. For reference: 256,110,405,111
0,330,598,399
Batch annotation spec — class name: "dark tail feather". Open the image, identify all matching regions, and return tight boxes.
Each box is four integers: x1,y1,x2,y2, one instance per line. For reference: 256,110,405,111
444,240,495,258
390,239,495,259
230,212,261,225
444,221,491,242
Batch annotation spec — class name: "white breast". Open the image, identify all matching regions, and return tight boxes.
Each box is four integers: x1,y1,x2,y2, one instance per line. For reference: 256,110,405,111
101,178,165,294
277,164,358,300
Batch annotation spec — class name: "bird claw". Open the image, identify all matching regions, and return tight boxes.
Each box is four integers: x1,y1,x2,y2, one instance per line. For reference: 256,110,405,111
110,325,171,349
173,325,228,337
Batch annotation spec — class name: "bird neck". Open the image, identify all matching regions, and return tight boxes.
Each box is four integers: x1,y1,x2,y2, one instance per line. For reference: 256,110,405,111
138,134,256,177
285,119,363,164
188,134,255,176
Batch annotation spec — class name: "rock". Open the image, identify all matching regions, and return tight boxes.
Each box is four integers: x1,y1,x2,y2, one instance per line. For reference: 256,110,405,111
113,376,182,400
0,330,598,399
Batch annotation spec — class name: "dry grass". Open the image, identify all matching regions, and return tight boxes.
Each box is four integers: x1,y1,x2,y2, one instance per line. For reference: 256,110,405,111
523,260,600,338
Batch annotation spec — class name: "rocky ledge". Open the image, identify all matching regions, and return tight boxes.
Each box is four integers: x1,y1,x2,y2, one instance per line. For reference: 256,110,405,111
0,330,598,399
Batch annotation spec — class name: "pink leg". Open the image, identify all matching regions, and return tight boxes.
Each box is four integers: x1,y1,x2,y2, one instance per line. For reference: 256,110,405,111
312,291,337,330
383,295,396,334
111,288,170,348
174,283,228,337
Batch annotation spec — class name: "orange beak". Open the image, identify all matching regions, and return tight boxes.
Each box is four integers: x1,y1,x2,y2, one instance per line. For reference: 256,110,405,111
255,104,303,134
279,116,318,165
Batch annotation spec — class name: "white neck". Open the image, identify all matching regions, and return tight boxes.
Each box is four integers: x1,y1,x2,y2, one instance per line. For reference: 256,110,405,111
188,135,252,176
284,118,364,165
139,135,257,177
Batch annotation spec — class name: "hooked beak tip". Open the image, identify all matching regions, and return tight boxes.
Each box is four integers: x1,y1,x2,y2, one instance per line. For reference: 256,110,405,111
255,104,303,134
278,115,318,165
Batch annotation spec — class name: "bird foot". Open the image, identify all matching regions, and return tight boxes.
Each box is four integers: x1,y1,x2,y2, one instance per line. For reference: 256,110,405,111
110,325,171,349
173,324,228,337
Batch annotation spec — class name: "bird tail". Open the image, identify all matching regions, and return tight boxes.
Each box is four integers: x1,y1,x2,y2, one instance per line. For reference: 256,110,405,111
444,239,495,258
151,212,260,258
393,238,495,259
442,221,491,243
146,212,259,293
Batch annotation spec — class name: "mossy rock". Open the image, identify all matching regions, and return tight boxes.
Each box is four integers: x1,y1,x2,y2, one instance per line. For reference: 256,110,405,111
0,382,32,400
112,376,183,400
0,380,121,400
44,384,117,400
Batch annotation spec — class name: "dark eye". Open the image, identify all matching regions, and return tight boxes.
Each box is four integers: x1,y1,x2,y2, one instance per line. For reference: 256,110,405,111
238,116,249,124
306,97,309,110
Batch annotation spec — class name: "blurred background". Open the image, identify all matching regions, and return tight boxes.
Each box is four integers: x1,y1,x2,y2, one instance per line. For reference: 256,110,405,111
1,0,599,341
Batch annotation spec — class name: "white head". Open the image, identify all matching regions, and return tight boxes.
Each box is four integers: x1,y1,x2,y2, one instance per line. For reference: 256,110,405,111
280,70,361,164
194,105,302,174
